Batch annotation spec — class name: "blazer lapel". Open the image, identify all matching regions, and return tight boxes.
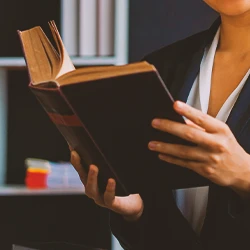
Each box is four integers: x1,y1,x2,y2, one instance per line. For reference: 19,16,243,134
175,49,205,102
226,76,250,138
171,18,221,103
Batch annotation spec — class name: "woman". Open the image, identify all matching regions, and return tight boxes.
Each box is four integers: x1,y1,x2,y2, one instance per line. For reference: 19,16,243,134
70,1,250,249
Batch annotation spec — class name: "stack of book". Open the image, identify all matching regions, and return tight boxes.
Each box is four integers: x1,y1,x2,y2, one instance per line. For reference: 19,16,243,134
62,0,115,57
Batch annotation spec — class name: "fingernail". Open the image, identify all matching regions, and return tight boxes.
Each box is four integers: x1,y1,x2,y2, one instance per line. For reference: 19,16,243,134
152,119,161,127
148,142,158,150
108,179,115,188
89,168,95,175
176,101,184,109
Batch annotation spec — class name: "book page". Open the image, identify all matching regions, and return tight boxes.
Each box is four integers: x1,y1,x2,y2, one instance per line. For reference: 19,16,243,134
19,27,61,84
57,61,156,85
48,21,75,78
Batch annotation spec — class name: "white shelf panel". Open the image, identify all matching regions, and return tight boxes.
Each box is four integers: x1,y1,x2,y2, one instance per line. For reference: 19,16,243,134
0,57,26,67
71,56,118,66
0,185,85,196
0,56,119,68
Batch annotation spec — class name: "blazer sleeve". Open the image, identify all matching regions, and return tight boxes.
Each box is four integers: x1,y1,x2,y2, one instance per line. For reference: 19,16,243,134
109,187,154,249
110,175,206,250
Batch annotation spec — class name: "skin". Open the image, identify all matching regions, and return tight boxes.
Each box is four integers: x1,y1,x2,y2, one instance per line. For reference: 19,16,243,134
70,0,250,222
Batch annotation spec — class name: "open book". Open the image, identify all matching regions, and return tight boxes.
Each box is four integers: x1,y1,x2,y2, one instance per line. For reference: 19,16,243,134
18,21,187,196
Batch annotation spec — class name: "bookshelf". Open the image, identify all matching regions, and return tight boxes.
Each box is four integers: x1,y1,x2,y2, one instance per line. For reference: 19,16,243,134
0,0,129,184
0,1,128,249
0,185,111,249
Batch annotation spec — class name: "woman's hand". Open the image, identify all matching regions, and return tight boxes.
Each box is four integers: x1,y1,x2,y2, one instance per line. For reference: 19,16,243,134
149,101,250,198
70,150,144,221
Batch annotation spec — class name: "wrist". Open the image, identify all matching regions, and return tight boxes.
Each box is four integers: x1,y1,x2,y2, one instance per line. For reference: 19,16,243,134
122,204,144,222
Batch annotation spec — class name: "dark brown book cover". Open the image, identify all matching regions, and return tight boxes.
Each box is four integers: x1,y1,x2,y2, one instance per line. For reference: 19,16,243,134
29,70,187,196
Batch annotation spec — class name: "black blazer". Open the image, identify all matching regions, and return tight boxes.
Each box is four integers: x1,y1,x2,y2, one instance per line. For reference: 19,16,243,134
110,18,250,250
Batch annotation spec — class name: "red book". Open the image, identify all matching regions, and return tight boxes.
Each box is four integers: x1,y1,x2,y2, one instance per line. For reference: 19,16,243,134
18,21,187,196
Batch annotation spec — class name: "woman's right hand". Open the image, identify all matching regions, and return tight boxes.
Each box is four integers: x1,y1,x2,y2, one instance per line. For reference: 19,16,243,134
70,150,144,222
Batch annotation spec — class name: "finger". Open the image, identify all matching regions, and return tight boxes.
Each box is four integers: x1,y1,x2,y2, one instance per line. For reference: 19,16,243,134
152,118,214,147
71,151,87,184
173,101,225,133
185,119,205,131
148,142,207,162
158,154,206,177
85,165,102,201
103,178,116,207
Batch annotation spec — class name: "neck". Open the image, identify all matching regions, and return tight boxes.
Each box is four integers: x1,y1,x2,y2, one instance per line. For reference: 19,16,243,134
219,12,250,53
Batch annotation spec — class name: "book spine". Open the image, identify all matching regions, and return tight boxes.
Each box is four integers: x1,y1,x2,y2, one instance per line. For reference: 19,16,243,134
79,0,98,57
97,0,115,56
61,0,79,56
30,86,127,195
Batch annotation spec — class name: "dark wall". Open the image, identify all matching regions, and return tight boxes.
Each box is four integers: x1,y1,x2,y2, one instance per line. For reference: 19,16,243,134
0,0,61,57
129,0,218,62
3,0,218,184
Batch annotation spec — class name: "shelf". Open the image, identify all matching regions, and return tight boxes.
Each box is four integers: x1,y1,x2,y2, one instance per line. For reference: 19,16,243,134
0,185,85,196
72,56,119,66
0,56,120,68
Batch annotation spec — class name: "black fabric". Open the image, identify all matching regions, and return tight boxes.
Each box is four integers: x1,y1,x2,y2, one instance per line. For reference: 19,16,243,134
110,17,250,250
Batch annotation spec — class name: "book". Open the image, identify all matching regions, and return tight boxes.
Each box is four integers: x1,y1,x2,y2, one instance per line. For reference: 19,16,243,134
79,0,98,57
97,0,115,56
61,0,79,56
18,21,187,196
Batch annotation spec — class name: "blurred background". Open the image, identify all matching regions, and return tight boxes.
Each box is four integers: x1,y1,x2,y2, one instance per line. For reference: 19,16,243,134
0,0,217,249
0,0,217,186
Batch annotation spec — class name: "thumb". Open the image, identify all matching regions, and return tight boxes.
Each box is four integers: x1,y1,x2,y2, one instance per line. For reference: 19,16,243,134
103,178,116,208
70,151,87,184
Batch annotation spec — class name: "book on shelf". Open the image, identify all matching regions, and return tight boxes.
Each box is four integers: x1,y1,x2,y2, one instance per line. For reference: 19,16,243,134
18,21,188,196
61,0,79,56
25,158,83,188
98,0,115,56
79,0,98,57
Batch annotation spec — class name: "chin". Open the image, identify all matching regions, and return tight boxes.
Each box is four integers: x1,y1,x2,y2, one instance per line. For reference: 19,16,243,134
204,0,250,16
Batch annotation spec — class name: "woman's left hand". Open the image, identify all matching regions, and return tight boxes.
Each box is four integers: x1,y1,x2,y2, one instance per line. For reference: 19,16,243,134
148,101,250,197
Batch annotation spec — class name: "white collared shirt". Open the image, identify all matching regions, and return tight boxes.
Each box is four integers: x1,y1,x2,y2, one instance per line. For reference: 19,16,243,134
175,27,250,235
